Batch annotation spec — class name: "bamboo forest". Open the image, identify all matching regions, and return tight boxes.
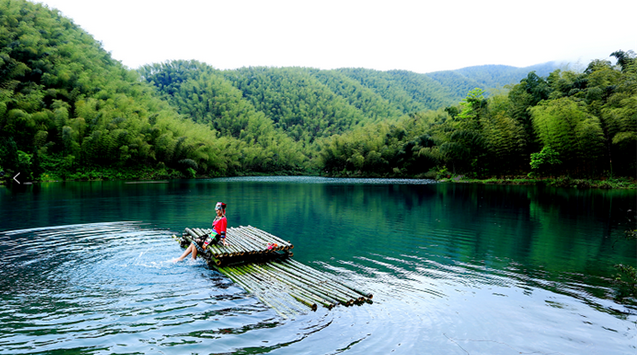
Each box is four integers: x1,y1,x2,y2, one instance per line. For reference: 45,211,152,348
0,0,635,185
1,2,636,354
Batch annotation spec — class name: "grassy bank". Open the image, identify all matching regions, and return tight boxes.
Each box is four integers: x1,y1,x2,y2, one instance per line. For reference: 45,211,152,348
445,176,637,189
0,166,312,186
2,166,635,190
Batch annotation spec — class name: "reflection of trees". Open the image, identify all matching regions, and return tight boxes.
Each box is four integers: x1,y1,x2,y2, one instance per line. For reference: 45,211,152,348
208,181,635,281
6,179,634,303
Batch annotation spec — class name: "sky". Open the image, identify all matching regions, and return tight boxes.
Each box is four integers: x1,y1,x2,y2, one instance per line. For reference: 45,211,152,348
31,0,637,74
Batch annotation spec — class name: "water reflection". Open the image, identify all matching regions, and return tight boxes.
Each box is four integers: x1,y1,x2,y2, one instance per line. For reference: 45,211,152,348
0,178,635,354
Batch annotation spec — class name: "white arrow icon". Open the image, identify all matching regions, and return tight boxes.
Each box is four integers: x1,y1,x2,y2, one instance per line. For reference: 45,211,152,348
13,172,20,184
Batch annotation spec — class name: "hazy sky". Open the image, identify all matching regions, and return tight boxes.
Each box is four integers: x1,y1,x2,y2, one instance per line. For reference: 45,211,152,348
31,0,636,73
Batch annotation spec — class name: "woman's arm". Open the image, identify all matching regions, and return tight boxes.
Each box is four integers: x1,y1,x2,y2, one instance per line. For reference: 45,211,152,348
219,217,228,245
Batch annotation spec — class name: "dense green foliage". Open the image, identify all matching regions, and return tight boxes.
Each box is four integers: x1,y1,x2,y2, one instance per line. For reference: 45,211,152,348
0,1,633,184
137,60,306,173
142,63,553,146
427,62,558,104
319,52,636,180
0,0,304,182
222,67,371,142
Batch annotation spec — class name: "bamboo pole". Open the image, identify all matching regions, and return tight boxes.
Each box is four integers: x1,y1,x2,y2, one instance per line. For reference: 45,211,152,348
232,229,267,254
250,264,325,310
288,259,373,299
280,260,365,303
243,234,263,254
179,225,372,311
222,267,257,293
240,232,263,254
217,253,333,309
227,241,245,257
278,263,357,306
276,260,362,303
241,226,288,251
249,263,330,309
223,232,245,253
268,262,353,305
185,228,199,240
181,231,211,261
247,226,292,246
246,227,291,251
223,267,290,318
218,267,257,295
288,291,318,311
223,235,242,255
234,265,298,317
225,233,245,255
223,234,245,256
292,265,369,303
235,228,272,252
228,228,253,251
261,263,344,306
212,239,232,257
228,231,258,255
208,243,224,258
247,226,294,250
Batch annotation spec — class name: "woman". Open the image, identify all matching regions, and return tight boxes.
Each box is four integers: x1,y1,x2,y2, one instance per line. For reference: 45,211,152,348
175,202,228,262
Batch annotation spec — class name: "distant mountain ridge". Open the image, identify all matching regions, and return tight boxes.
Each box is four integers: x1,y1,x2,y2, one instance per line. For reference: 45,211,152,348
425,62,559,102
140,62,562,145
215,62,561,129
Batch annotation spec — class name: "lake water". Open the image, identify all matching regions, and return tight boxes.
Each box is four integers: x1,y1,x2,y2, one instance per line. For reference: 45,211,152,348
0,177,635,354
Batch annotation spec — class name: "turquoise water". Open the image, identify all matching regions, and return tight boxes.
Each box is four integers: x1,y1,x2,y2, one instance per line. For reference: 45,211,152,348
0,177,635,354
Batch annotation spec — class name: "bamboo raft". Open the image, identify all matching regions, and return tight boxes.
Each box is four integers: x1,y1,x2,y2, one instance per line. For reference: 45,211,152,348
178,225,295,265
174,225,372,317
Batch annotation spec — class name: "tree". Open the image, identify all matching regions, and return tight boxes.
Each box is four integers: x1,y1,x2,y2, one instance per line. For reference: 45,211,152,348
438,88,487,175
530,97,604,175
530,146,562,177
481,95,527,174
610,50,636,72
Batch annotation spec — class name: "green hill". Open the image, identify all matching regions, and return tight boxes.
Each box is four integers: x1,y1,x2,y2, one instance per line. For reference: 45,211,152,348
0,0,304,182
142,63,560,146
318,55,636,179
427,62,559,102
221,66,371,142
5,0,626,184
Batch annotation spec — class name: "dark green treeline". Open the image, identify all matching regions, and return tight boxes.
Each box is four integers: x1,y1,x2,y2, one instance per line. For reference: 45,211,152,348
0,0,634,182
320,54,637,178
0,0,305,181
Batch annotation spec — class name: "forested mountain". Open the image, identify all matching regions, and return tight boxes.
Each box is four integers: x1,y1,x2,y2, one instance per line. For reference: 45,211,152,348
141,63,561,146
221,67,374,142
0,0,304,182
427,62,558,103
137,61,279,142
0,0,633,184
319,53,636,179
333,68,456,112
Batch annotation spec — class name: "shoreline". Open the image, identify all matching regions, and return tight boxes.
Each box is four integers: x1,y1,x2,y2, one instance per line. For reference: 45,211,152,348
2,173,636,190
441,176,637,189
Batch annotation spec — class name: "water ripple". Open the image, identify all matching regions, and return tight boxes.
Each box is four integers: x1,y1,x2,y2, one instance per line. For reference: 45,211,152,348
1,217,635,354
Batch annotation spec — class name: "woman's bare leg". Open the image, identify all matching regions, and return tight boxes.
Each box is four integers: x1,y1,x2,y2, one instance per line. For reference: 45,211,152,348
176,243,195,261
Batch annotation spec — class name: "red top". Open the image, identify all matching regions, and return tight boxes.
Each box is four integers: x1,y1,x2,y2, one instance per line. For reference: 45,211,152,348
213,216,227,236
